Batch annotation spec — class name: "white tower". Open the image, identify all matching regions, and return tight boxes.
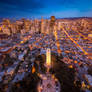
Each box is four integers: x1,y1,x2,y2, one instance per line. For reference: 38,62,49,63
46,48,51,71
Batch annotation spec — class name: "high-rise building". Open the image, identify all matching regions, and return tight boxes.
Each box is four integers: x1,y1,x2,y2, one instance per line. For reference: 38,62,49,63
50,16,56,34
41,17,44,33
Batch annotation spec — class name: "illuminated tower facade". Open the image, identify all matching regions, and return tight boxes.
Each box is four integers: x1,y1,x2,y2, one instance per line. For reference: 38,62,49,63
46,48,51,70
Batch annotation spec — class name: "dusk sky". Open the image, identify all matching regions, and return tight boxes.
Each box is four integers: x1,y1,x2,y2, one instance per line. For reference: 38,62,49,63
0,0,92,18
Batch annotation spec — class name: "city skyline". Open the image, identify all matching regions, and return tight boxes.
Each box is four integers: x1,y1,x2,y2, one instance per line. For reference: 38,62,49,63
0,0,92,18
0,12,92,92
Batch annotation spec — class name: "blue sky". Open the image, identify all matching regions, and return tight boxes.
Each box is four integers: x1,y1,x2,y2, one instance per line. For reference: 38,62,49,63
0,0,92,18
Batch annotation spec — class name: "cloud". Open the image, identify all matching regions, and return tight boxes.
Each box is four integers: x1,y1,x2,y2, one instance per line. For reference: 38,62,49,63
0,0,92,18
0,0,44,16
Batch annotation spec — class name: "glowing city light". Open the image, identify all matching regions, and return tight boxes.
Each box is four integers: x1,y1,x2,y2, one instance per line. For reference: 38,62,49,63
32,65,36,73
46,48,51,67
